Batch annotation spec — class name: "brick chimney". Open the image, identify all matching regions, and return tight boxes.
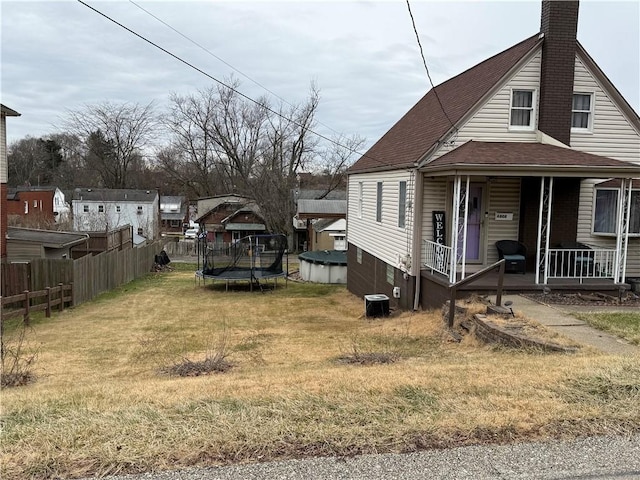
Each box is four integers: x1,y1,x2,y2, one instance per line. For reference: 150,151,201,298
538,0,579,146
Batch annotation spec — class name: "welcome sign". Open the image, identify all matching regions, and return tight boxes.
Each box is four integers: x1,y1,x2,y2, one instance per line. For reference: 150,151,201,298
433,211,446,244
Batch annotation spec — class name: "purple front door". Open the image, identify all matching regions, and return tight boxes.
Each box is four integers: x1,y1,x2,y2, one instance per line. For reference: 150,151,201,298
457,184,483,261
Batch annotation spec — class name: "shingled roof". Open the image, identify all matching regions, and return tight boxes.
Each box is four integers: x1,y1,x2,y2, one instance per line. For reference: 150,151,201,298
349,34,542,174
422,141,640,177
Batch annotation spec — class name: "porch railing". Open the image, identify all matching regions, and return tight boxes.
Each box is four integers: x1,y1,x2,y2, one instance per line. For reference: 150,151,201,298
423,240,452,278
545,247,616,282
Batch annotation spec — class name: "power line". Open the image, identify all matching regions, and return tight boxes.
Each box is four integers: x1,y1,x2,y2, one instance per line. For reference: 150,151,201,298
77,0,394,170
129,0,346,137
405,0,456,129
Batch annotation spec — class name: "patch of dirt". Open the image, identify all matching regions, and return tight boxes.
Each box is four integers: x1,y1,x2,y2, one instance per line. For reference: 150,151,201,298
522,291,640,307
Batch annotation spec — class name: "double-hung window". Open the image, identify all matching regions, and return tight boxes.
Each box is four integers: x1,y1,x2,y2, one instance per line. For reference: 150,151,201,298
398,181,407,228
593,185,640,235
572,93,593,130
509,89,535,129
376,182,383,222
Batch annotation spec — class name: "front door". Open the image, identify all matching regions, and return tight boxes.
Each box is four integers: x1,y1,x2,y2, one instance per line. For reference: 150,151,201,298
457,184,484,262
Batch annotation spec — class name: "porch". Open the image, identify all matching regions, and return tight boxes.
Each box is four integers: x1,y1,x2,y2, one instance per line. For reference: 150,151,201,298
420,268,628,294
416,141,639,293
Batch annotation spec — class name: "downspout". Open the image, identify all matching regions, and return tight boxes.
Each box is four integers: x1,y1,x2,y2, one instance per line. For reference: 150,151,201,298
413,170,424,310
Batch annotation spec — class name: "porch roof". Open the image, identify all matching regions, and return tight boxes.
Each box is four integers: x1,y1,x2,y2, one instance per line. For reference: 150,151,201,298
421,141,640,177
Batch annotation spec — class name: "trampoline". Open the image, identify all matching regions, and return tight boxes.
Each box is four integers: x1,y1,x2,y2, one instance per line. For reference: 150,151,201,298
195,234,288,291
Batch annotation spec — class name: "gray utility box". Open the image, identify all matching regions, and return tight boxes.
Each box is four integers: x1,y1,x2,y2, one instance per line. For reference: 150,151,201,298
364,294,390,318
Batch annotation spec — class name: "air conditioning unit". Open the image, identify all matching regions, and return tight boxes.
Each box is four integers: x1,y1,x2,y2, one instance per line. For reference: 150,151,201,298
364,294,390,318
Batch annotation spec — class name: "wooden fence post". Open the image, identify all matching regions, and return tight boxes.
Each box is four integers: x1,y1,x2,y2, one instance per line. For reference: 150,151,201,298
23,290,30,326
58,283,64,312
69,282,74,307
46,287,52,318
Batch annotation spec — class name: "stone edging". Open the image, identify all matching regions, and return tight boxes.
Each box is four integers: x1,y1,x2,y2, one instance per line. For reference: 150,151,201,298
472,314,579,353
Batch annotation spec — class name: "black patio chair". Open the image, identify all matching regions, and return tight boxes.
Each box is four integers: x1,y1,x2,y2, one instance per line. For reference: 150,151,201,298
495,240,527,274
555,241,595,277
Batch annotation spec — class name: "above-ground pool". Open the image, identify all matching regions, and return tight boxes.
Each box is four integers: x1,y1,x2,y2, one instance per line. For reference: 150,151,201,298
298,250,347,284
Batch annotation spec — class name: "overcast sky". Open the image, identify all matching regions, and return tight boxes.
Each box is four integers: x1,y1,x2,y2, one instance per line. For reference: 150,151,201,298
1,0,639,151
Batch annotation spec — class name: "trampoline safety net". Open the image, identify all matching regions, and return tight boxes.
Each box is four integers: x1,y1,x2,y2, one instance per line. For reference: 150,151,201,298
196,234,288,282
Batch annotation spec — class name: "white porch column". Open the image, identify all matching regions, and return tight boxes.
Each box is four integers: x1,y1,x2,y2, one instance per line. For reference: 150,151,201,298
449,175,470,283
614,178,632,284
460,176,470,280
450,176,461,283
535,177,553,285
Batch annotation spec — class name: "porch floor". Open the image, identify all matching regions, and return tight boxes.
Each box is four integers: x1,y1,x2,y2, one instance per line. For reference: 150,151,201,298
421,269,627,293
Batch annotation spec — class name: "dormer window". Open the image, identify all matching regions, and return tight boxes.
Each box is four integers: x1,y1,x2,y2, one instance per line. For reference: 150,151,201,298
572,93,593,131
509,89,536,130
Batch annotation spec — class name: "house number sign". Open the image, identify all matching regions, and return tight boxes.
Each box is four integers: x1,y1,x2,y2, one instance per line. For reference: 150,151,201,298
495,212,514,221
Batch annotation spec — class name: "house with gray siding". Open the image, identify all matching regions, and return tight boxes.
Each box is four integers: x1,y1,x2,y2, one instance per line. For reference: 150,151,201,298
347,1,640,310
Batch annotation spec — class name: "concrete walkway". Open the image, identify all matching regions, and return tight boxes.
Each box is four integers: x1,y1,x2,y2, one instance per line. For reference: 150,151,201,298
493,294,639,355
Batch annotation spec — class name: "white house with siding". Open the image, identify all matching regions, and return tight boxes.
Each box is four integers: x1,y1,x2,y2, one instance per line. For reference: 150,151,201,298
72,188,160,242
347,1,640,310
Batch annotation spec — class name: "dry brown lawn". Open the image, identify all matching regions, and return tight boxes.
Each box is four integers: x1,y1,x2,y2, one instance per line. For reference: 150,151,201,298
1,268,639,479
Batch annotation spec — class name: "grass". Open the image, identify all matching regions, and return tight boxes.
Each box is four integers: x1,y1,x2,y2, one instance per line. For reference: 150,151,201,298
1,270,639,479
572,311,640,345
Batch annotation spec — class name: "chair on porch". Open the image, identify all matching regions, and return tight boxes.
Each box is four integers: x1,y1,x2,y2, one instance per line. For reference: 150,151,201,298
554,241,595,277
495,240,527,274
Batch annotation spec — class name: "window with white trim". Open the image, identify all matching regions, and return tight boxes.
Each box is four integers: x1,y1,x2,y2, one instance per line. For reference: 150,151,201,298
98,205,104,213
509,89,535,129
83,205,89,213
376,182,383,222
116,205,121,213
358,182,363,219
398,181,407,228
593,187,640,235
572,93,593,130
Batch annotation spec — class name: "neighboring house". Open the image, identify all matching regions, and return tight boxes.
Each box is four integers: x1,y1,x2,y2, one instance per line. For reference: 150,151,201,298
311,218,347,251
195,196,266,243
159,195,188,234
72,188,160,241
6,226,89,261
293,189,347,251
7,186,71,224
296,198,347,251
1,104,20,260
347,1,640,310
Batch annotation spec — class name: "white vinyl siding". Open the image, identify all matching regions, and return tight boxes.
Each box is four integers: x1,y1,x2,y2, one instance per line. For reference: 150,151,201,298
429,49,541,161
347,171,413,268
485,178,521,265
571,54,640,276
420,177,448,266
570,55,640,163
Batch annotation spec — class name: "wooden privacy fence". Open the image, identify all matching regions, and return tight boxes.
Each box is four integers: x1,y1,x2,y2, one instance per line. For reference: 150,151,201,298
1,284,73,325
1,241,162,310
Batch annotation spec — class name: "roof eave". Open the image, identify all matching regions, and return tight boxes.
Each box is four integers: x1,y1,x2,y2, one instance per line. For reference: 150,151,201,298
420,163,640,178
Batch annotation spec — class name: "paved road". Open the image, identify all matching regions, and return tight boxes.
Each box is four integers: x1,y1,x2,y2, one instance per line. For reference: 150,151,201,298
84,434,640,480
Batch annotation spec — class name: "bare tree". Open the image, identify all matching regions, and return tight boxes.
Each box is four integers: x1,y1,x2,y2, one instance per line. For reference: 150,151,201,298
314,134,366,199
64,101,158,188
